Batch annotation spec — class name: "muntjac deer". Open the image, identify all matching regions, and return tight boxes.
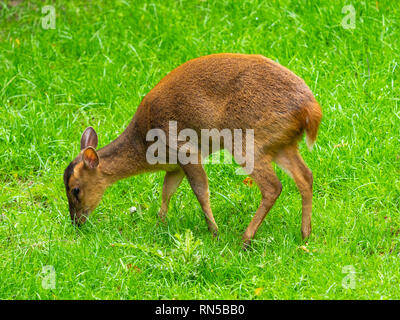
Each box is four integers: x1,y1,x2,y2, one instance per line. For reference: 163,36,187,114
64,53,322,249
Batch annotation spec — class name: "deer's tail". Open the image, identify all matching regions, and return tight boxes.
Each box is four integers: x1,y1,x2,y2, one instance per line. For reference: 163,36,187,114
303,100,322,151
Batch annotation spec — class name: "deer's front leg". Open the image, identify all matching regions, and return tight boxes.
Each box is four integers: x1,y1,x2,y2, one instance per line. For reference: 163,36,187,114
159,169,185,222
180,163,218,237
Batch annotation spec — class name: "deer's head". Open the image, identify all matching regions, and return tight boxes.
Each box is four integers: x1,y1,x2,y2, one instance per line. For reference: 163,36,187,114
63,127,107,225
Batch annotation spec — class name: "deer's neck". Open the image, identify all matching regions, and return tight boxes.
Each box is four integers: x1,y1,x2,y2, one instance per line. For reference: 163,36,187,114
97,121,149,186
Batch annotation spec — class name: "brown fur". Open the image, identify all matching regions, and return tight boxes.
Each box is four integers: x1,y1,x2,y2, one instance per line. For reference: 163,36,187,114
64,53,322,248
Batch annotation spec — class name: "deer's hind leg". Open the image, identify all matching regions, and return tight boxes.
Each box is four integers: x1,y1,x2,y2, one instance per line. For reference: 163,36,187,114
242,155,282,249
274,145,313,239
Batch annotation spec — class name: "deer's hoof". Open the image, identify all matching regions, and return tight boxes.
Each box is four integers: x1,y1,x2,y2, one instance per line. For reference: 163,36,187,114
157,211,167,225
242,239,251,251
212,230,219,240
301,227,312,240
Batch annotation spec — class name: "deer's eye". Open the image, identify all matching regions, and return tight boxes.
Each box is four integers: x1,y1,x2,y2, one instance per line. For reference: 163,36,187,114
72,187,80,199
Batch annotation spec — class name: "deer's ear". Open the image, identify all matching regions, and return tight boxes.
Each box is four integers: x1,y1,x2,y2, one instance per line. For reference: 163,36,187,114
80,127,98,150
83,147,99,169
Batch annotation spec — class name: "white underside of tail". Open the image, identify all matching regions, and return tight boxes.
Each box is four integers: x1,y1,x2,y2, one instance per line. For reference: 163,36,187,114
304,116,315,151
306,134,315,151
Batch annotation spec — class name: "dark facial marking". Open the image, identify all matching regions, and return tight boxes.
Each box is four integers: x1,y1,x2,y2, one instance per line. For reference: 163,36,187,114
72,187,80,200
63,158,79,192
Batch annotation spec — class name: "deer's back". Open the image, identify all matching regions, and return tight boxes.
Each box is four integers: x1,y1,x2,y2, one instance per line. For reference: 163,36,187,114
135,53,317,147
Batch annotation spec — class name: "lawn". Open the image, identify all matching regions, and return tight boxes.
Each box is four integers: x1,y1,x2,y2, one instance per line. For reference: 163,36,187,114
0,0,399,299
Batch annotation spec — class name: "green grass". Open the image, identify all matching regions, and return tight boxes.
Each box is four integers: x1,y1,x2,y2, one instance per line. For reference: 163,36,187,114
1,0,399,299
